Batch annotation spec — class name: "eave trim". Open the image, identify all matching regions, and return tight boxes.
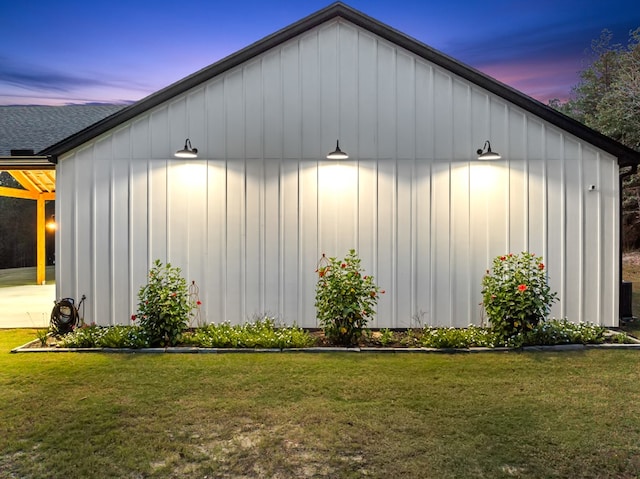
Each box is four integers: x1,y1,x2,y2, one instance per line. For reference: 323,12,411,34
38,1,640,166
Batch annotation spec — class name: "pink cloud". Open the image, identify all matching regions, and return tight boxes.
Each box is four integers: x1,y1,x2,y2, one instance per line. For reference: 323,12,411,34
476,59,582,103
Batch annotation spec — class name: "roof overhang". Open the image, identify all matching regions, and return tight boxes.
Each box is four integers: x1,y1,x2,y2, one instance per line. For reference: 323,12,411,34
37,1,640,168
0,156,56,198
0,156,56,170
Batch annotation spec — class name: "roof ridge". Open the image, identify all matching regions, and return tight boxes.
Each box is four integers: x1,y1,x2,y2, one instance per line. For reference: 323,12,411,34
38,2,640,166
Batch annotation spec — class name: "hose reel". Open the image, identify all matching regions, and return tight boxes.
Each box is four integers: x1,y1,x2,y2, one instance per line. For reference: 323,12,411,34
50,297,83,334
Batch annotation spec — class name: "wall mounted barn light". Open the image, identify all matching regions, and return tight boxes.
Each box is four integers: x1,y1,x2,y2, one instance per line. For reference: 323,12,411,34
476,140,501,160
327,139,349,160
46,215,57,231
174,138,198,158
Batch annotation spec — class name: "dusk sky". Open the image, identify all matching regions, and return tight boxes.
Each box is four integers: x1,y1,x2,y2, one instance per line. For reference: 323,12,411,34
1,0,639,106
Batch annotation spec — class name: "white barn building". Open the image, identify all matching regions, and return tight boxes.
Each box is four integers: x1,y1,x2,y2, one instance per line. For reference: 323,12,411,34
41,2,640,328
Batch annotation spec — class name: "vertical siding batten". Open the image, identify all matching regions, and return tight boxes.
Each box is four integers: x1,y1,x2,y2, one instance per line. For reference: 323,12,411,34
54,20,621,328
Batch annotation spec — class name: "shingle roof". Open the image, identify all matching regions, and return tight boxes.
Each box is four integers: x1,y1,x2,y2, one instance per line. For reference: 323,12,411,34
0,104,126,156
39,2,640,167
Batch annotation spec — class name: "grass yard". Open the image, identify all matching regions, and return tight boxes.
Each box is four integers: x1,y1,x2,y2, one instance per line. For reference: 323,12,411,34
1,330,640,478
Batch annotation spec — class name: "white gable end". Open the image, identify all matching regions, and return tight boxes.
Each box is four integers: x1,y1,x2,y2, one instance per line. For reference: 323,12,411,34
56,19,619,327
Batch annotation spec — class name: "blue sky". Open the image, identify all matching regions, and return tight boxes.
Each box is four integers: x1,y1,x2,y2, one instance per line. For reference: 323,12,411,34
1,0,639,106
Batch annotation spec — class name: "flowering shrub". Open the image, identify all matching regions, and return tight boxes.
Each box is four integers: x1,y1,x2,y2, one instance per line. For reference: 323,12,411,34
315,249,383,346
135,260,193,347
482,252,557,342
506,318,606,348
58,325,151,348
421,326,497,349
185,317,314,349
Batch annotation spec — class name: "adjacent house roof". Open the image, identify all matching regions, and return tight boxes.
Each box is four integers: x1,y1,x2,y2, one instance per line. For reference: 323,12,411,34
0,104,126,195
39,2,640,167
0,104,126,156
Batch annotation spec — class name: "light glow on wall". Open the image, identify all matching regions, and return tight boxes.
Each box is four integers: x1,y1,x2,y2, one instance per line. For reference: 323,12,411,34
470,162,500,192
318,162,358,193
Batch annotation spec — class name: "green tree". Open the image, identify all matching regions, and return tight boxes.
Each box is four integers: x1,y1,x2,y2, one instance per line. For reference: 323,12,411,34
550,28,640,248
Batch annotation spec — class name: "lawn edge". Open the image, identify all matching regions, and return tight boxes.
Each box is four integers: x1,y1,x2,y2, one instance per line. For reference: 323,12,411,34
11,338,640,354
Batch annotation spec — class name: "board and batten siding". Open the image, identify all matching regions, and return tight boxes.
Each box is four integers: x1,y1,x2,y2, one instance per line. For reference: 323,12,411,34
55,19,619,328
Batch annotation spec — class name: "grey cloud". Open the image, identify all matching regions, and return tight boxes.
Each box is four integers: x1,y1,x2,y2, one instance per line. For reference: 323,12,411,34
444,16,640,67
0,56,152,94
0,57,111,92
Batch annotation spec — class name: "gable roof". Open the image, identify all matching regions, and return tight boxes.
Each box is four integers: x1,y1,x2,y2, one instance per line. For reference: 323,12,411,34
40,2,640,167
1,104,126,157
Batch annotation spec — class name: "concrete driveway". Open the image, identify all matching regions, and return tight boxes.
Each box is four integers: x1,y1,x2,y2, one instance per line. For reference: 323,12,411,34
0,267,55,328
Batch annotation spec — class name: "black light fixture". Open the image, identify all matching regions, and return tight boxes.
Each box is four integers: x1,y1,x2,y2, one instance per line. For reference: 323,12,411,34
476,140,501,160
175,138,198,158
327,139,349,160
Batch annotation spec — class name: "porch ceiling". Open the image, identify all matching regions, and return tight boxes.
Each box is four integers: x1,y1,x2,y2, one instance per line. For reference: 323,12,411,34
0,157,56,200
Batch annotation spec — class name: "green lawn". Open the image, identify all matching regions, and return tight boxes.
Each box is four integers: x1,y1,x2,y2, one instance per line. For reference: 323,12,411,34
1,329,640,478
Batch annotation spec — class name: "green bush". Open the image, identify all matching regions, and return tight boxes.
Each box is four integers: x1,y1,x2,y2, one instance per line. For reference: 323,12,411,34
506,318,606,348
609,332,636,344
135,260,193,347
482,252,557,342
98,325,151,348
58,325,151,348
58,325,103,348
421,326,497,349
185,317,314,349
315,249,382,346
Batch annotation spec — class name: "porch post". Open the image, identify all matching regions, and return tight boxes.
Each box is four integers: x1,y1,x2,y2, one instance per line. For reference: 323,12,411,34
36,195,46,285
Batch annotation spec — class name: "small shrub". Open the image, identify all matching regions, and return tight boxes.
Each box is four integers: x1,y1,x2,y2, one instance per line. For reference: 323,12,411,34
315,249,383,346
58,325,151,348
421,326,497,349
609,331,636,344
97,325,151,348
379,328,395,346
135,260,193,347
482,252,558,342
58,325,103,348
506,318,606,348
35,328,50,346
400,328,421,347
185,317,314,349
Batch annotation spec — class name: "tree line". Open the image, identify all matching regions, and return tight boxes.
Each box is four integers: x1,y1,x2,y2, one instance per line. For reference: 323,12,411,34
549,28,640,249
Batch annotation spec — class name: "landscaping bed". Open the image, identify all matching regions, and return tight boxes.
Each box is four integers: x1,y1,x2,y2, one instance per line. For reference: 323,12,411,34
13,319,640,353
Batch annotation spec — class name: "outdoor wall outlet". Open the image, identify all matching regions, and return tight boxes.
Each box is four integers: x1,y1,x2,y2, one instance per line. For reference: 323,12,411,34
588,185,597,191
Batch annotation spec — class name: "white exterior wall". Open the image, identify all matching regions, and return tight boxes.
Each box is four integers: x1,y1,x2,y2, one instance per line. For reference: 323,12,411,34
55,19,620,327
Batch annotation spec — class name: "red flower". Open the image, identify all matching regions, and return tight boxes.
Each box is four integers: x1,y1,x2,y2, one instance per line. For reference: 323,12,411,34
508,253,513,257
518,284,528,292
538,263,545,270
341,263,346,268
131,314,137,321
380,289,386,294
500,256,506,261
196,300,202,305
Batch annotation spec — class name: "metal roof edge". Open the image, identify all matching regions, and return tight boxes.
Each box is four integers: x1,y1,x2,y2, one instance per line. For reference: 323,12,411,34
39,1,640,166
0,156,56,170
